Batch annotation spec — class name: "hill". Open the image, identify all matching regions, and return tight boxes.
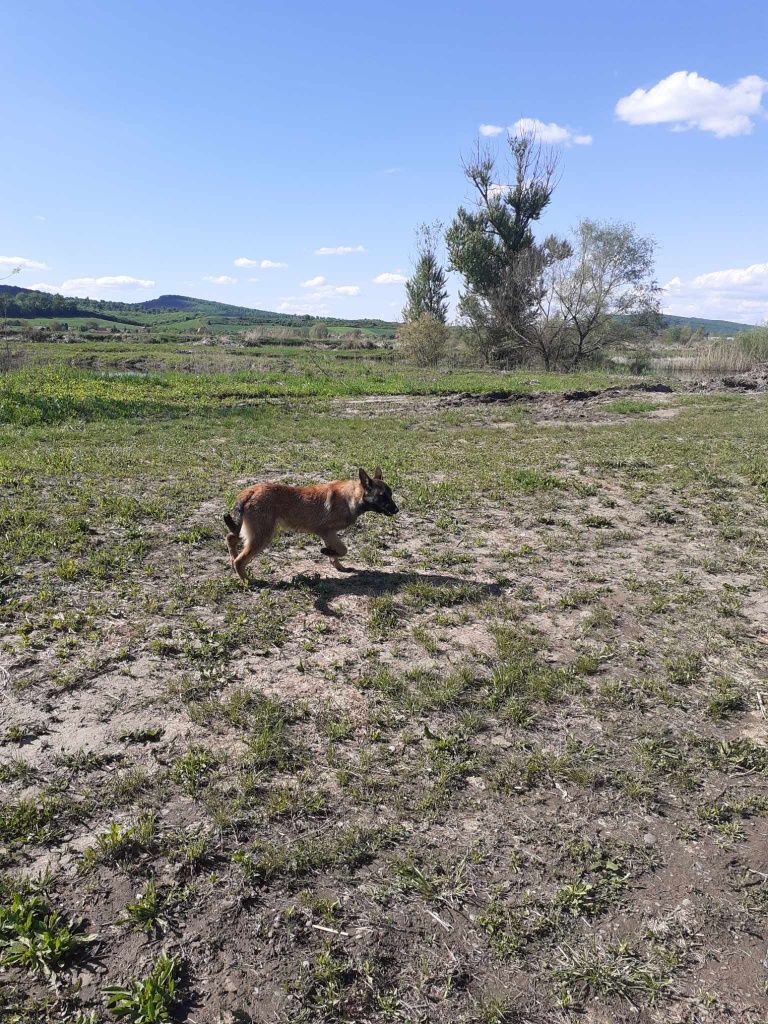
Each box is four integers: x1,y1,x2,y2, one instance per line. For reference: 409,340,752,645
0,283,756,337
138,294,283,318
658,313,753,336
0,285,397,333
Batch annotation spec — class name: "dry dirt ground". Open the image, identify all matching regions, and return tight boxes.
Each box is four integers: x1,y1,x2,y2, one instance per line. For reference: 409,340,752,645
1,382,768,1023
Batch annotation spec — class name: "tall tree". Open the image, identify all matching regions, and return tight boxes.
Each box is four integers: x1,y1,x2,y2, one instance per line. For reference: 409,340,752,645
446,132,561,365
402,221,449,323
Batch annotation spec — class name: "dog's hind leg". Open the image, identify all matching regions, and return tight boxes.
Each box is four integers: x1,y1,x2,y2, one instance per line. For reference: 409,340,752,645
232,513,275,582
224,501,245,568
226,530,240,563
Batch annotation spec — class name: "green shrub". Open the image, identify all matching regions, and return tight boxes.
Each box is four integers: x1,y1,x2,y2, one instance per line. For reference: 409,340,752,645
396,314,448,367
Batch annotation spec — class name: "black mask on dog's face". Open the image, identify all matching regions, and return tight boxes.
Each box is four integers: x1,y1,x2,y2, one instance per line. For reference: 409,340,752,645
359,467,399,516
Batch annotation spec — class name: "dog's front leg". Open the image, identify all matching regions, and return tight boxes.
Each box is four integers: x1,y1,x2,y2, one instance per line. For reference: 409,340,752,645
319,531,354,572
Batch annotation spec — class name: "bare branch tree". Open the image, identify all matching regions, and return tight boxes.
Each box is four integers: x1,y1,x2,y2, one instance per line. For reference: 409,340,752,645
553,220,660,366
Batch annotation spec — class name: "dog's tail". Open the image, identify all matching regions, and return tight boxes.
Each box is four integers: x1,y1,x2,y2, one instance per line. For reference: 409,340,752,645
223,499,244,536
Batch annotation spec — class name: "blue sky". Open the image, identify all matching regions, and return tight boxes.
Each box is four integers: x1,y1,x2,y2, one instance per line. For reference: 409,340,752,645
3,0,768,323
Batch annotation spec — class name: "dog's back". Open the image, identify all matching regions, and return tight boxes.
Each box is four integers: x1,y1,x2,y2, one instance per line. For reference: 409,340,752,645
228,480,360,535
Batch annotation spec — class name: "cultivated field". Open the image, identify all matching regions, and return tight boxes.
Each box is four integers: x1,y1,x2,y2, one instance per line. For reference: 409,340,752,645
1,342,768,1023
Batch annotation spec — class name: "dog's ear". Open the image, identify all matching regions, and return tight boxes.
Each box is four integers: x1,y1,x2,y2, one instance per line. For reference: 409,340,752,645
373,465,383,480
359,467,372,488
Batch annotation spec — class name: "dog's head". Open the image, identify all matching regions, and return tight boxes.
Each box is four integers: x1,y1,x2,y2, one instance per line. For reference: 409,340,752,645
359,466,399,516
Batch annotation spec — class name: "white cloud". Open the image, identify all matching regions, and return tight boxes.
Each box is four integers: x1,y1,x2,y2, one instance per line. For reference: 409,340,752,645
233,257,286,269
278,299,333,316
311,284,361,297
691,263,768,291
69,275,154,289
373,272,407,285
479,123,504,136
0,255,49,270
29,275,155,295
615,71,768,137
280,282,361,309
26,283,59,294
511,118,592,145
203,275,237,285
315,245,366,255
301,275,326,288
663,261,768,323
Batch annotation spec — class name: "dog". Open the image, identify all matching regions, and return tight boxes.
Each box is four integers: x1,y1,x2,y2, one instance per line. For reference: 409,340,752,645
224,467,398,580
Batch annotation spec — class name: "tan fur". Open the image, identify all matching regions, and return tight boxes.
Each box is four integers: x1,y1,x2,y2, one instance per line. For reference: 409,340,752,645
227,479,366,580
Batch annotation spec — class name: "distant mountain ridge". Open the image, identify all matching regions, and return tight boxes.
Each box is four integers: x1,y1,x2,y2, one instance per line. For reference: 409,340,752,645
138,294,271,316
657,313,751,336
136,293,396,328
0,285,397,330
0,283,756,336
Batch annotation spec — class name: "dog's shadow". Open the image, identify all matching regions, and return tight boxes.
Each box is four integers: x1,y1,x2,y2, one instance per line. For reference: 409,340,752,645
247,567,502,617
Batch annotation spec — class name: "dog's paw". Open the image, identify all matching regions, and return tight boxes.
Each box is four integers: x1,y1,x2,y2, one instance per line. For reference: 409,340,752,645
332,560,357,573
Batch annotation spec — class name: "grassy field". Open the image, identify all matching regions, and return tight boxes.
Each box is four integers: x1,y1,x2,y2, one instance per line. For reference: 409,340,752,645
15,319,397,339
1,350,767,1023
1,287,399,340
1,340,632,423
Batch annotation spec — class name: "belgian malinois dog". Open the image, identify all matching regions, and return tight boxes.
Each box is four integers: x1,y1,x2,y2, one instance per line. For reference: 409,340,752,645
224,467,398,580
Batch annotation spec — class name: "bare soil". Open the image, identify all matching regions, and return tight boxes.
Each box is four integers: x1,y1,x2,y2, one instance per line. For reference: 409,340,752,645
1,382,767,1023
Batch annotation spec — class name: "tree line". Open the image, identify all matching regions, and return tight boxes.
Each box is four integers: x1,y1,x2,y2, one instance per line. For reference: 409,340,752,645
399,131,660,369
0,287,81,318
